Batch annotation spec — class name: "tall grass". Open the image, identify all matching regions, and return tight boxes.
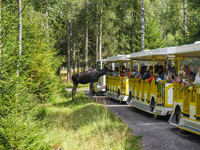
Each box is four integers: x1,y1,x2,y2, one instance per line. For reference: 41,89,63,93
63,81,90,89
42,90,142,150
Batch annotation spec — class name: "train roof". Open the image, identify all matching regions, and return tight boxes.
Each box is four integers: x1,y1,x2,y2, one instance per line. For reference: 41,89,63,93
105,55,130,62
167,41,200,58
127,47,174,60
96,59,107,62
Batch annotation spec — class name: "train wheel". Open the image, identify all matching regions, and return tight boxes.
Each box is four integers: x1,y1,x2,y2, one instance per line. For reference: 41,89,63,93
150,99,155,112
127,91,132,103
117,89,120,99
175,107,181,124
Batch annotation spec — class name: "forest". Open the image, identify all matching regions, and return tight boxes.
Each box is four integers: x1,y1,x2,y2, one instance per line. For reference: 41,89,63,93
0,0,200,149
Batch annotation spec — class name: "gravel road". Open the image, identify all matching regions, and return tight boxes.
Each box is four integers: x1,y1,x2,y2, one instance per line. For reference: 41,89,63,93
81,89,200,150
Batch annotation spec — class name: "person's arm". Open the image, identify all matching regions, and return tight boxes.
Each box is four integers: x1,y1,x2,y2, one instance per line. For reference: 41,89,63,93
147,76,153,83
134,74,139,78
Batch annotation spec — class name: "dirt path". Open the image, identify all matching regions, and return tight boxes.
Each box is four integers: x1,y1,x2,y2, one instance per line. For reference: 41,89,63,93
70,88,200,150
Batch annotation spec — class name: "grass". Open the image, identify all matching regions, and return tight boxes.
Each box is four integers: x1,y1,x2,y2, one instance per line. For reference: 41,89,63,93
64,82,90,89
42,90,142,150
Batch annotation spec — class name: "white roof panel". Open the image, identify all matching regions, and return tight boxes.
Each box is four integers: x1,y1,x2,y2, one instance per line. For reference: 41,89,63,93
105,55,130,62
167,42,200,57
128,48,170,60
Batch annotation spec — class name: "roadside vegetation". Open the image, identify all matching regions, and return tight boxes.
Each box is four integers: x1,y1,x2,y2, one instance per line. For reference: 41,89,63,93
42,90,142,149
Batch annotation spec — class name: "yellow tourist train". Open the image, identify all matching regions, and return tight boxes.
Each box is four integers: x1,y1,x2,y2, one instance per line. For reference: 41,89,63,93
100,41,200,135
105,55,130,102
127,48,174,118
168,42,200,135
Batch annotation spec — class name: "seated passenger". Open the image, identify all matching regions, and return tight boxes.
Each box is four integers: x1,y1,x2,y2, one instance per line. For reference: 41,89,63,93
142,67,152,80
184,65,196,80
154,73,162,84
130,69,137,78
147,70,154,83
109,66,113,72
135,66,145,79
120,68,127,77
169,70,189,86
194,66,200,84
125,68,131,77
112,67,119,76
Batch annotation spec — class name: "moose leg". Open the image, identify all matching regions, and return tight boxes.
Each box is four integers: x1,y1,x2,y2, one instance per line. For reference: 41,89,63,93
72,83,78,101
89,82,94,98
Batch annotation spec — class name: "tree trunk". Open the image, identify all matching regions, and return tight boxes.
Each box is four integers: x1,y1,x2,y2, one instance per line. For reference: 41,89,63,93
45,0,49,50
85,0,89,71
183,0,187,37
99,6,102,68
18,0,22,56
67,20,71,81
131,11,135,53
141,0,145,51
17,0,22,76
96,2,98,62
0,0,1,81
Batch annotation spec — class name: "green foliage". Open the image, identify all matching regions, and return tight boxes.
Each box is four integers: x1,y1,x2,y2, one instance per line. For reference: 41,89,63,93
145,20,166,49
42,90,142,149
0,1,63,149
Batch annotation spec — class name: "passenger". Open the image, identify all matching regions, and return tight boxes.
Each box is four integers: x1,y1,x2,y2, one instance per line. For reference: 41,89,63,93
155,65,159,73
157,65,164,79
120,65,125,74
125,68,131,77
130,69,137,78
169,70,189,86
135,66,145,79
136,66,146,81
183,65,196,80
109,66,113,72
154,73,162,84
142,67,152,80
194,66,200,84
147,70,154,83
160,66,166,80
120,68,127,77
113,67,119,76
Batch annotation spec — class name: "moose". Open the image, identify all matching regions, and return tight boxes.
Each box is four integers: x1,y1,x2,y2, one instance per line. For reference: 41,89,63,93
72,67,110,101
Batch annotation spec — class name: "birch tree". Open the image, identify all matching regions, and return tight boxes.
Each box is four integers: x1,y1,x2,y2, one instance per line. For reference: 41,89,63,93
141,0,145,51
18,0,22,56
85,0,89,71
67,20,71,81
0,0,1,81
99,5,102,64
17,0,22,77
183,0,187,36
96,1,99,62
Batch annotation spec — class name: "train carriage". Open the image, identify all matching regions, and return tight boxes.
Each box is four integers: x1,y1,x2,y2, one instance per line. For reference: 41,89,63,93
168,41,200,135
104,55,130,102
127,48,175,118
93,59,107,95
